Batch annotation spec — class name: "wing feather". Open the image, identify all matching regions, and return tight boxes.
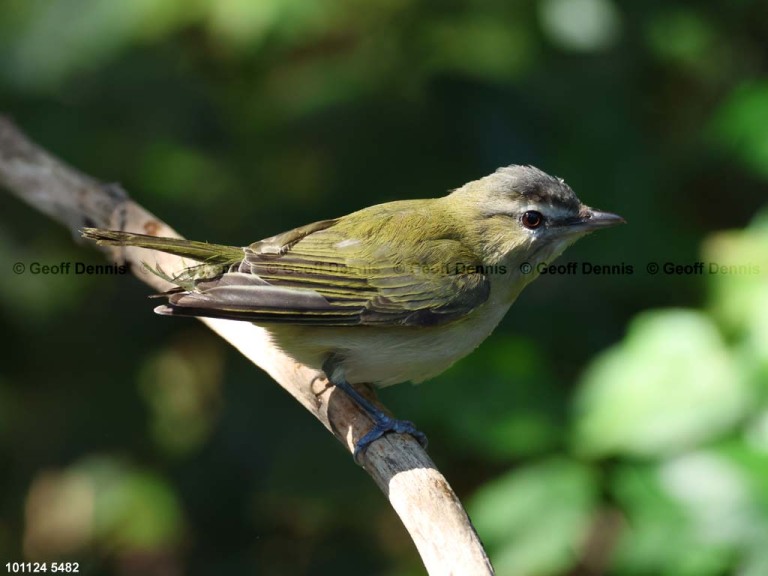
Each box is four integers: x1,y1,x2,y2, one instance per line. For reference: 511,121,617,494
160,203,491,327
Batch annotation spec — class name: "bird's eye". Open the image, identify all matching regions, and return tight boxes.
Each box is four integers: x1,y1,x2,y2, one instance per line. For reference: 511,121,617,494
521,210,544,229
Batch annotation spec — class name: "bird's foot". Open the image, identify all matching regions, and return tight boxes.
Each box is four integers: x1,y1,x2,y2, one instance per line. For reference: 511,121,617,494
321,356,428,464
354,413,428,463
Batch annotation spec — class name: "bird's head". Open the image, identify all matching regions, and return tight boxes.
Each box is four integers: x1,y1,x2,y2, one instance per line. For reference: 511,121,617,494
450,165,624,268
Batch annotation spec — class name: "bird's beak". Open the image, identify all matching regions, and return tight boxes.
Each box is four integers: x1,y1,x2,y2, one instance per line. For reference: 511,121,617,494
564,208,626,232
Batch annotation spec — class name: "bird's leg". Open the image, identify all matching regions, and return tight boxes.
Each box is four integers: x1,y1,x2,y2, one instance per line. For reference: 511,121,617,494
322,356,428,462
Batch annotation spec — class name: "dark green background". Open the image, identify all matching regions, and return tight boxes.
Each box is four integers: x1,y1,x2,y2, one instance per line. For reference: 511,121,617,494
1,1,767,574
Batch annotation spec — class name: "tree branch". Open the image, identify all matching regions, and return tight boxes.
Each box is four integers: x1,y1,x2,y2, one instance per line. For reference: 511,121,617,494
0,115,494,575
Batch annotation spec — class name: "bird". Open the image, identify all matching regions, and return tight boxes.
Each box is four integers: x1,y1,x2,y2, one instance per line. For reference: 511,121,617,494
83,165,624,458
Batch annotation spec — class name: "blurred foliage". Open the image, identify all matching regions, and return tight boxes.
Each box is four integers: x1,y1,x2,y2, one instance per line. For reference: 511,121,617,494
574,309,750,457
471,458,597,575
1,0,767,574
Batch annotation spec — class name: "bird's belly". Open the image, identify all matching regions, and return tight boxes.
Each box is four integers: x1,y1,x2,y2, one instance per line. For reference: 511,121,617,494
265,304,510,387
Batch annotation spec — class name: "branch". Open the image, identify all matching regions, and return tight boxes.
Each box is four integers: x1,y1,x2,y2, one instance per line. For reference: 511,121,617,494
0,115,494,575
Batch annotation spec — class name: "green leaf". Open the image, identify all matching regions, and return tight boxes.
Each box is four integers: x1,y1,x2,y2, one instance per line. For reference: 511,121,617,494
703,212,768,382
612,444,768,574
574,309,751,457
470,458,597,576
610,461,732,575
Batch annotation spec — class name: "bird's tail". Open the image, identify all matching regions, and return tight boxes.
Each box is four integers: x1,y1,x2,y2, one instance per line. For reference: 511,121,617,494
81,228,243,266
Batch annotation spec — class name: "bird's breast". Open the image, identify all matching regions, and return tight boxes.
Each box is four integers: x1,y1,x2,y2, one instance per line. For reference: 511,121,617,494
265,297,513,387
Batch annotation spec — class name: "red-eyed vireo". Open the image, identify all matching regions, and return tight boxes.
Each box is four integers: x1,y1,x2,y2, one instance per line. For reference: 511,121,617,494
83,165,623,457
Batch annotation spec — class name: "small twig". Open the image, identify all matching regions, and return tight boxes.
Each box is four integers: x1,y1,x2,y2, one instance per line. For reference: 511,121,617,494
0,115,494,575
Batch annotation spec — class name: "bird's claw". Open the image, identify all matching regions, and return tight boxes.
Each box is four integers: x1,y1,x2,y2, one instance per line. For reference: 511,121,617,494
353,414,429,464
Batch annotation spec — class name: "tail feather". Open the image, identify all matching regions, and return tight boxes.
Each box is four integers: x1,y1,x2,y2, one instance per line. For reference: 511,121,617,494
81,228,243,265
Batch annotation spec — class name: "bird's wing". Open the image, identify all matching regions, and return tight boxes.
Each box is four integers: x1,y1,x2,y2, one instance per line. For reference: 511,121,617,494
159,204,491,327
